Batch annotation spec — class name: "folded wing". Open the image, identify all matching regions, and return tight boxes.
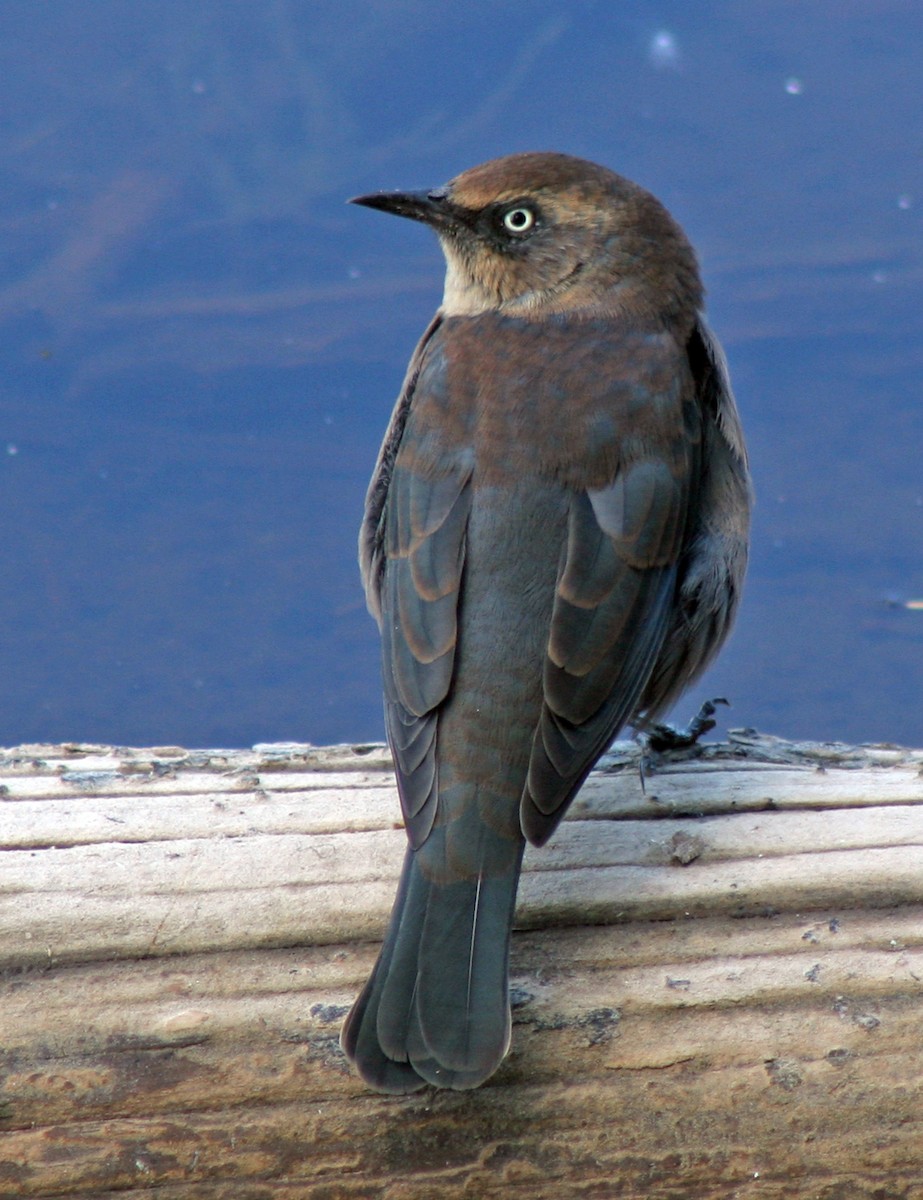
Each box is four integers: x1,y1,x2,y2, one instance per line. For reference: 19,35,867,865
522,448,696,845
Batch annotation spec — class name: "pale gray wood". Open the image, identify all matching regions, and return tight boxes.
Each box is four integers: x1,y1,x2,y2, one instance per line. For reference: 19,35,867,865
3,733,923,1199
3,732,923,970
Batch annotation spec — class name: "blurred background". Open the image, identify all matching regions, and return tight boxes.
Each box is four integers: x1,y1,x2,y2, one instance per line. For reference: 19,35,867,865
0,0,920,750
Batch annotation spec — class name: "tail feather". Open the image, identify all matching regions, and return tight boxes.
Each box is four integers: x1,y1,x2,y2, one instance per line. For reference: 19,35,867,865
414,864,521,1074
341,842,524,1092
340,848,424,1094
375,853,431,1060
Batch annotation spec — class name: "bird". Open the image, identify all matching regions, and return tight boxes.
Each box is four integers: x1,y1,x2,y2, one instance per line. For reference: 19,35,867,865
341,151,751,1093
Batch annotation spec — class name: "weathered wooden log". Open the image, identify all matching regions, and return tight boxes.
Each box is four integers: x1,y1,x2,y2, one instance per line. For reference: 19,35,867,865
1,731,922,1198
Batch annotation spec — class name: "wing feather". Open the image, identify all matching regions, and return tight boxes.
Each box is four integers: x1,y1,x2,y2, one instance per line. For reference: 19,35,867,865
369,323,474,846
635,316,752,719
522,453,691,845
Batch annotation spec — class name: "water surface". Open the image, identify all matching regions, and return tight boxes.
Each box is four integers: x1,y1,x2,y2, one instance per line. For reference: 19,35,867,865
1,1,920,748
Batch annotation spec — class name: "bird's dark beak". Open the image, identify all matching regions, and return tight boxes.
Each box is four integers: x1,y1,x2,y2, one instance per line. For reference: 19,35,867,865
349,189,461,231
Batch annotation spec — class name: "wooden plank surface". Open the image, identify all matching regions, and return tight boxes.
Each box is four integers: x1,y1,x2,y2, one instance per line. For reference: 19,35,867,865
2,731,923,1198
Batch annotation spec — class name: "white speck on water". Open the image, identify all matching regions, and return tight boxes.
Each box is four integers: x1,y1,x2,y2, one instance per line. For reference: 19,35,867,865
649,30,680,68
872,270,888,284
349,267,361,279
897,194,912,210
6,444,18,456
784,77,803,95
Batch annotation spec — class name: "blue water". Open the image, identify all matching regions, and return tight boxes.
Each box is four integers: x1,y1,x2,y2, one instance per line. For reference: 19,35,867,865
1,2,920,749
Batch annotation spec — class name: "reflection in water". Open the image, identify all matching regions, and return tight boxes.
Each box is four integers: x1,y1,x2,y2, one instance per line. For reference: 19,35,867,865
0,2,921,748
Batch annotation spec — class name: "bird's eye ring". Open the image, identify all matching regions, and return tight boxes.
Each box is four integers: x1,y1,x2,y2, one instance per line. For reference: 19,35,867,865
502,207,536,234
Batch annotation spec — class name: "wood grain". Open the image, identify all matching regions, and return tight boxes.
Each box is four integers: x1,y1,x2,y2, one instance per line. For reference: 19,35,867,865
2,732,923,1198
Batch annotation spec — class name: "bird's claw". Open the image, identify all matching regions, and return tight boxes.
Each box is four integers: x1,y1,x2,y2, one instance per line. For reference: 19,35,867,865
646,697,729,752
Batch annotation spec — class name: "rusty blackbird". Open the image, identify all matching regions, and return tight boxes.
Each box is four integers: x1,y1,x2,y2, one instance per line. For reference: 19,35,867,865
341,151,751,1092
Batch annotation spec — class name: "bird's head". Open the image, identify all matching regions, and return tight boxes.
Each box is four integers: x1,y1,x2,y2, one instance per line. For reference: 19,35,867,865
351,151,702,323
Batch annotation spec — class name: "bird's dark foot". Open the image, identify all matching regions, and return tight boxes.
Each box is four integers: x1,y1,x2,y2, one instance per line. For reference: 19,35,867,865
646,697,729,752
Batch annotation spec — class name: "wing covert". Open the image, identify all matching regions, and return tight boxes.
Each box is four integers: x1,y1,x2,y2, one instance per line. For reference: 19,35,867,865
369,325,474,846
522,450,694,846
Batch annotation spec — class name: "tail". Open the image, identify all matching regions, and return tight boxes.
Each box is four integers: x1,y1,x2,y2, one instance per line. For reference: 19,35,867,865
341,841,525,1093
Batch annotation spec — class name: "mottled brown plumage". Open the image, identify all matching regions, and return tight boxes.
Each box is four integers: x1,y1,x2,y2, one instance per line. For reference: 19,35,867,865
341,151,751,1092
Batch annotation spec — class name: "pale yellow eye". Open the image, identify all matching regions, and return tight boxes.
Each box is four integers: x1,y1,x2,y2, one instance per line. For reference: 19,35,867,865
502,207,535,233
